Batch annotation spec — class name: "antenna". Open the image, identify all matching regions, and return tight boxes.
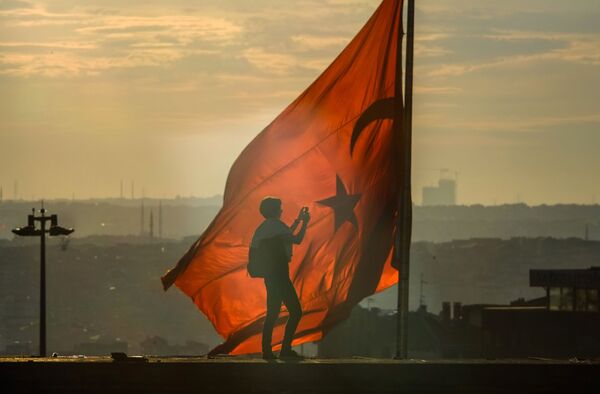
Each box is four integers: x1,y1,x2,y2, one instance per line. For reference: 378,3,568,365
419,273,428,308
140,199,145,236
149,209,154,238
439,168,449,179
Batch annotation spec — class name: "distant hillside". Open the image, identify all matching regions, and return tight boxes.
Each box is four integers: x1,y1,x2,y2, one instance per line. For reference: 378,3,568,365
2,201,599,241
0,199,221,240
412,204,600,242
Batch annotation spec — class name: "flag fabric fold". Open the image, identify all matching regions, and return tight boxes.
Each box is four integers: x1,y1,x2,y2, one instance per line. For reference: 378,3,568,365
162,0,404,355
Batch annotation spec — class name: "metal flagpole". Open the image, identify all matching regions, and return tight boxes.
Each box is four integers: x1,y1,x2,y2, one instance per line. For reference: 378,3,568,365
395,0,415,360
39,206,47,357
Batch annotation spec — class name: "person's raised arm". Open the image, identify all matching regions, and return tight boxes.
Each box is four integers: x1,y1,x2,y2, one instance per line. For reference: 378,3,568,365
290,218,301,233
291,207,310,244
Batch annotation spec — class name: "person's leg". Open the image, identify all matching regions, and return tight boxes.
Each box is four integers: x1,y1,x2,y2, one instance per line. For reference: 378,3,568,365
262,278,282,356
280,278,302,352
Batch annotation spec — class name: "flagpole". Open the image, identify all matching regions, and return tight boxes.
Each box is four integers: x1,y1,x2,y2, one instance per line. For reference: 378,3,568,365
395,0,414,360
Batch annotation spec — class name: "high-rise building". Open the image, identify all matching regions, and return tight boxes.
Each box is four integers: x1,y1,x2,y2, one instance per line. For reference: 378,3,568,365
422,178,457,206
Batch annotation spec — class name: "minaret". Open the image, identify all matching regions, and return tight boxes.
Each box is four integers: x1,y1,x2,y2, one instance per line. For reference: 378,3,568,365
13,180,18,200
585,224,590,241
131,180,134,200
0,186,3,202
158,200,163,239
120,180,124,199
140,199,145,236
149,210,154,238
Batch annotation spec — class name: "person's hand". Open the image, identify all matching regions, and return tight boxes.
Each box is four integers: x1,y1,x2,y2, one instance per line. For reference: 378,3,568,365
303,210,311,224
301,207,310,224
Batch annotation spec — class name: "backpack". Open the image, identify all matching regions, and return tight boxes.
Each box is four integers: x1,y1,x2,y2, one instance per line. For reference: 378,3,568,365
247,236,288,278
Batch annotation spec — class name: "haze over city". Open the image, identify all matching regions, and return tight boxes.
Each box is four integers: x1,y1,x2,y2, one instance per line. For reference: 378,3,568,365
1,0,599,204
3,1,600,391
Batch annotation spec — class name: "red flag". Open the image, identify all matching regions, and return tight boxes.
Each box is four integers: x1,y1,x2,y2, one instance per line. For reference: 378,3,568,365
162,0,403,355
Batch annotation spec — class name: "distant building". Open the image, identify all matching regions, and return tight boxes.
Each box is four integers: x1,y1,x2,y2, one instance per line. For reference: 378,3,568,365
422,178,456,206
530,267,600,311
482,267,600,358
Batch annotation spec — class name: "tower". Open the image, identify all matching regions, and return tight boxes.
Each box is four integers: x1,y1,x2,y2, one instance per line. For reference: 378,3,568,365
419,273,428,309
158,200,163,239
131,180,134,200
14,179,18,200
149,209,154,238
140,199,145,236
120,180,124,199
585,223,590,241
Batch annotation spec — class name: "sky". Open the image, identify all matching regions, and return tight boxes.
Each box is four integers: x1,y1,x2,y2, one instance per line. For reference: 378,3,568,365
0,0,599,205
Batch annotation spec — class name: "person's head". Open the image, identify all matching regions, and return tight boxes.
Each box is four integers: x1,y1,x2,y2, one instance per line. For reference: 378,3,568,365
259,197,282,219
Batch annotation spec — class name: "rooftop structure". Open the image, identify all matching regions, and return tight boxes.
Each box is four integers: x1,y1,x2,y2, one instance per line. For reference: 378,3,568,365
530,267,600,312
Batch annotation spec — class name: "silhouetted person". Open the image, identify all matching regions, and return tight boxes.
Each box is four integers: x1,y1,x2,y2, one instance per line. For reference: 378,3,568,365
251,197,310,360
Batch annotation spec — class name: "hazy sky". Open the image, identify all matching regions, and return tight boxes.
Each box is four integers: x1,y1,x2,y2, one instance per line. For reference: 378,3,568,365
0,0,599,204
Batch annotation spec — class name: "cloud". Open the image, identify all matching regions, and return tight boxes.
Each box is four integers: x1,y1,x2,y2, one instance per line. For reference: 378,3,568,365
417,112,600,133
242,47,298,75
0,3,243,77
415,85,462,95
0,47,186,77
291,34,348,50
0,4,86,25
0,41,96,50
427,31,600,78
415,44,451,58
0,0,32,10
76,15,241,45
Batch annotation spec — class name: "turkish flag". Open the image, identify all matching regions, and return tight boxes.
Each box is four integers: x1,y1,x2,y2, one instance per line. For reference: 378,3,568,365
162,0,403,355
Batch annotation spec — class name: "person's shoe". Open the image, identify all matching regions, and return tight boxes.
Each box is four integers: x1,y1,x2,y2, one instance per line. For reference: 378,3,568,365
279,349,304,360
262,351,277,360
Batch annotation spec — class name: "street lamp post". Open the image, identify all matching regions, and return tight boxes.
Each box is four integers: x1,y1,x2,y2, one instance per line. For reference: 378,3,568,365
12,204,74,357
